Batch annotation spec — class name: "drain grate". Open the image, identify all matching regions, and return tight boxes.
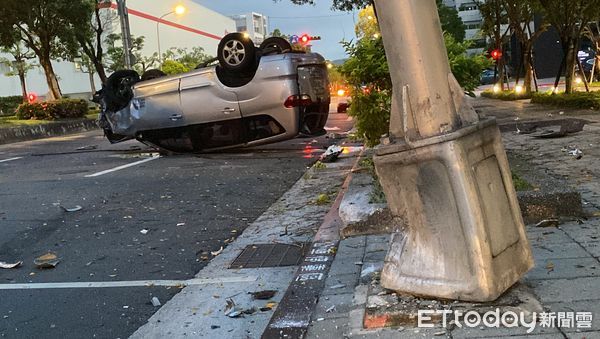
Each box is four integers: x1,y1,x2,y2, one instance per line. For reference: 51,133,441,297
229,243,310,269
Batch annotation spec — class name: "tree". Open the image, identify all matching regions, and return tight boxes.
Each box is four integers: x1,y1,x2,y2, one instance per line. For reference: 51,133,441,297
502,0,547,95
105,34,158,74
280,0,371,11
355,6,379,39
0,0,92,100
437,0,466,42
477,0,510,89
0,42,38,102
539,0,600,93
67,0,117,84
162,47,212,71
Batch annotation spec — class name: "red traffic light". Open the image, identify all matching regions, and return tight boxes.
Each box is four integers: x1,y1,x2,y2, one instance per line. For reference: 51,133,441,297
300,34,311,45
491,49,502,60
27,93,38,103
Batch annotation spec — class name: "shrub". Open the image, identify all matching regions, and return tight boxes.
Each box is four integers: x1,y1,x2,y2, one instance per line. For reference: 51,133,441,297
15,99,89,120
347,90,391,147
0,96,24,116
531,91,600,110
481,90,532,101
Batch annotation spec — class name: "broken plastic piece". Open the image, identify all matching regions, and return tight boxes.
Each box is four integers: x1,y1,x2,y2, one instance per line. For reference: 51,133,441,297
151,297,161,307
140,229,149,235
211,246,224,257
34,253,59,269
319,145,343,163
60,205,83,212
0,261,22,269
535,219,560,228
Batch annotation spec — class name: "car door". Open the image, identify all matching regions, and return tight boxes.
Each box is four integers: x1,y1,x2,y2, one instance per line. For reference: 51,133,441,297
179,69,244,149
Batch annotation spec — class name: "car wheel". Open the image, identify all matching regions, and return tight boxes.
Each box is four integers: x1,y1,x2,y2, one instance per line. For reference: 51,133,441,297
141,69,166,81
218,33,256,72
260,37,292,54
104,70,140,112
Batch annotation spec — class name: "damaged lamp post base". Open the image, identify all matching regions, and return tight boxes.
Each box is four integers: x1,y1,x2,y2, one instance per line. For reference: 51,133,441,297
372,0,533,302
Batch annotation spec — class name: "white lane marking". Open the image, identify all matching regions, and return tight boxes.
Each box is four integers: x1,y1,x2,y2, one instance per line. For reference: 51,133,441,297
0,157,23,163
0,276,257,290
85,155,161,178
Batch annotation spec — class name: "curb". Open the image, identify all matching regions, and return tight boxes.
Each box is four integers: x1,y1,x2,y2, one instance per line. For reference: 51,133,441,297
0,119,99,145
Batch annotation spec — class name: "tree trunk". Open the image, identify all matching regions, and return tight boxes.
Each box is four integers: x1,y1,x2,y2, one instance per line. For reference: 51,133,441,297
39,57,62,100
565,39,576,94
88,71,97,93
523,43,533,94
94,60,107,84
18,71,28,102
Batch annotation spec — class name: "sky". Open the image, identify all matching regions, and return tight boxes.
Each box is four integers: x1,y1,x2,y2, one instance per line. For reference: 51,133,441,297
194,0,358,61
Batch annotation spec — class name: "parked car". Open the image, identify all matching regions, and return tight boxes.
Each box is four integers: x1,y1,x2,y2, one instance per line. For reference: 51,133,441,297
480,68,511,85
95,33,330,153
576,58,599,82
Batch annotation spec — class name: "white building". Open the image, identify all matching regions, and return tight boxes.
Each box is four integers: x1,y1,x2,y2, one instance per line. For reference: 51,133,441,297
0,0,236,98
230,13,269,45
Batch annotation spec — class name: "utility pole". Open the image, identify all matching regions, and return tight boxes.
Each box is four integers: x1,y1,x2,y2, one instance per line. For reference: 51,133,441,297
372,0,533,302
116,0,133,69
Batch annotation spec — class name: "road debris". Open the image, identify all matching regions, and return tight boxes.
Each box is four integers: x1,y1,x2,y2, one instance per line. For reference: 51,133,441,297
568,148,583,159
0,261,22,269
140,229,149,235
325,305,336,313
546,262,555,273
151,297,161,307
329,283,346,289
34,253,59,269
76,145,98,151
60,205,83,212
211,246,224,257
320,145,343,163
535,219,560,228
249,290,277,300
260,302,277,312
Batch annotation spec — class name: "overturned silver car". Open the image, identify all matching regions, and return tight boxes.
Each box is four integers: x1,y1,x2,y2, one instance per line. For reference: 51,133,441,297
95,34,331,153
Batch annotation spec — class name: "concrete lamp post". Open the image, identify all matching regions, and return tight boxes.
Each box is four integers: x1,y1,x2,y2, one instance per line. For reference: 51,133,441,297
372,0,534,301
157,5,187,64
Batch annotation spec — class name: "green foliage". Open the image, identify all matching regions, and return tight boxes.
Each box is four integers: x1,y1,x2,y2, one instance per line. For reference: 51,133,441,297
481,90,532,100
0,96,24,116
437,0,466,42
445,34,492,95
162,47,212,72
280,0,371,11
15,99,89,120
339,38,391,91
105,34,157,73
161,60,189,75
511,171,533,191
347,90,392,147
531,91,600,110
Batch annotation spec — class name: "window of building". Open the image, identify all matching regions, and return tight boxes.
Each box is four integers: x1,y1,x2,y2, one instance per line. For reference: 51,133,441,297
459,3,478,11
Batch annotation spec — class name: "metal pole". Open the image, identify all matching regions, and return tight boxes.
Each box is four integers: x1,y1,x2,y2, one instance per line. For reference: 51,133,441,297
156,12,174,65
116,0,133,69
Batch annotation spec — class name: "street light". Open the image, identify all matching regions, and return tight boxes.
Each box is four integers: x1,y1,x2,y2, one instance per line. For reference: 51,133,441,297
157,5,187,64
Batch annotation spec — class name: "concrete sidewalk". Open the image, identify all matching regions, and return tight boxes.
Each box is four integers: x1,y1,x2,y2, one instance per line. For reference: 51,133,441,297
127,97,600,339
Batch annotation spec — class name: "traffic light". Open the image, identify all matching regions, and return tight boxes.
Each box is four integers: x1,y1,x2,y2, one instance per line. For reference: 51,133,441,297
300,34,310,45
490,49,502,61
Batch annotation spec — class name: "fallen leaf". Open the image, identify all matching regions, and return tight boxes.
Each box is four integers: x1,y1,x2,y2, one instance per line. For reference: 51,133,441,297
34,253,59,269
0,261,22,269
249,290,277,300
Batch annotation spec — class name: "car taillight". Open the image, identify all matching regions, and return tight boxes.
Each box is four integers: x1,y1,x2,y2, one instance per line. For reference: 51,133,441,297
284,94,312,108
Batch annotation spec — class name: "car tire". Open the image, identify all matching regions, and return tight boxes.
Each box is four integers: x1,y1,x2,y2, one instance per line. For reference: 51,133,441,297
218,33,257,72
104,70,140,112
141,69,166,81
260,37,292,54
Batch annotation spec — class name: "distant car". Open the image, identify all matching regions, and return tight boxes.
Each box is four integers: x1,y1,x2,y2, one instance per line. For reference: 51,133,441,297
480,68,511,85
95,33,330,153
576,58,598,82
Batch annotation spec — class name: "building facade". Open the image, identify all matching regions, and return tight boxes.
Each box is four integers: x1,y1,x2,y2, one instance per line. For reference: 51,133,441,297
230,13,269,45
0,0,236,98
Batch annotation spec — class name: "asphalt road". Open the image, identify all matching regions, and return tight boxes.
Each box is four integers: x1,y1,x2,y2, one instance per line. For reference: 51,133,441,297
0,107,353,339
